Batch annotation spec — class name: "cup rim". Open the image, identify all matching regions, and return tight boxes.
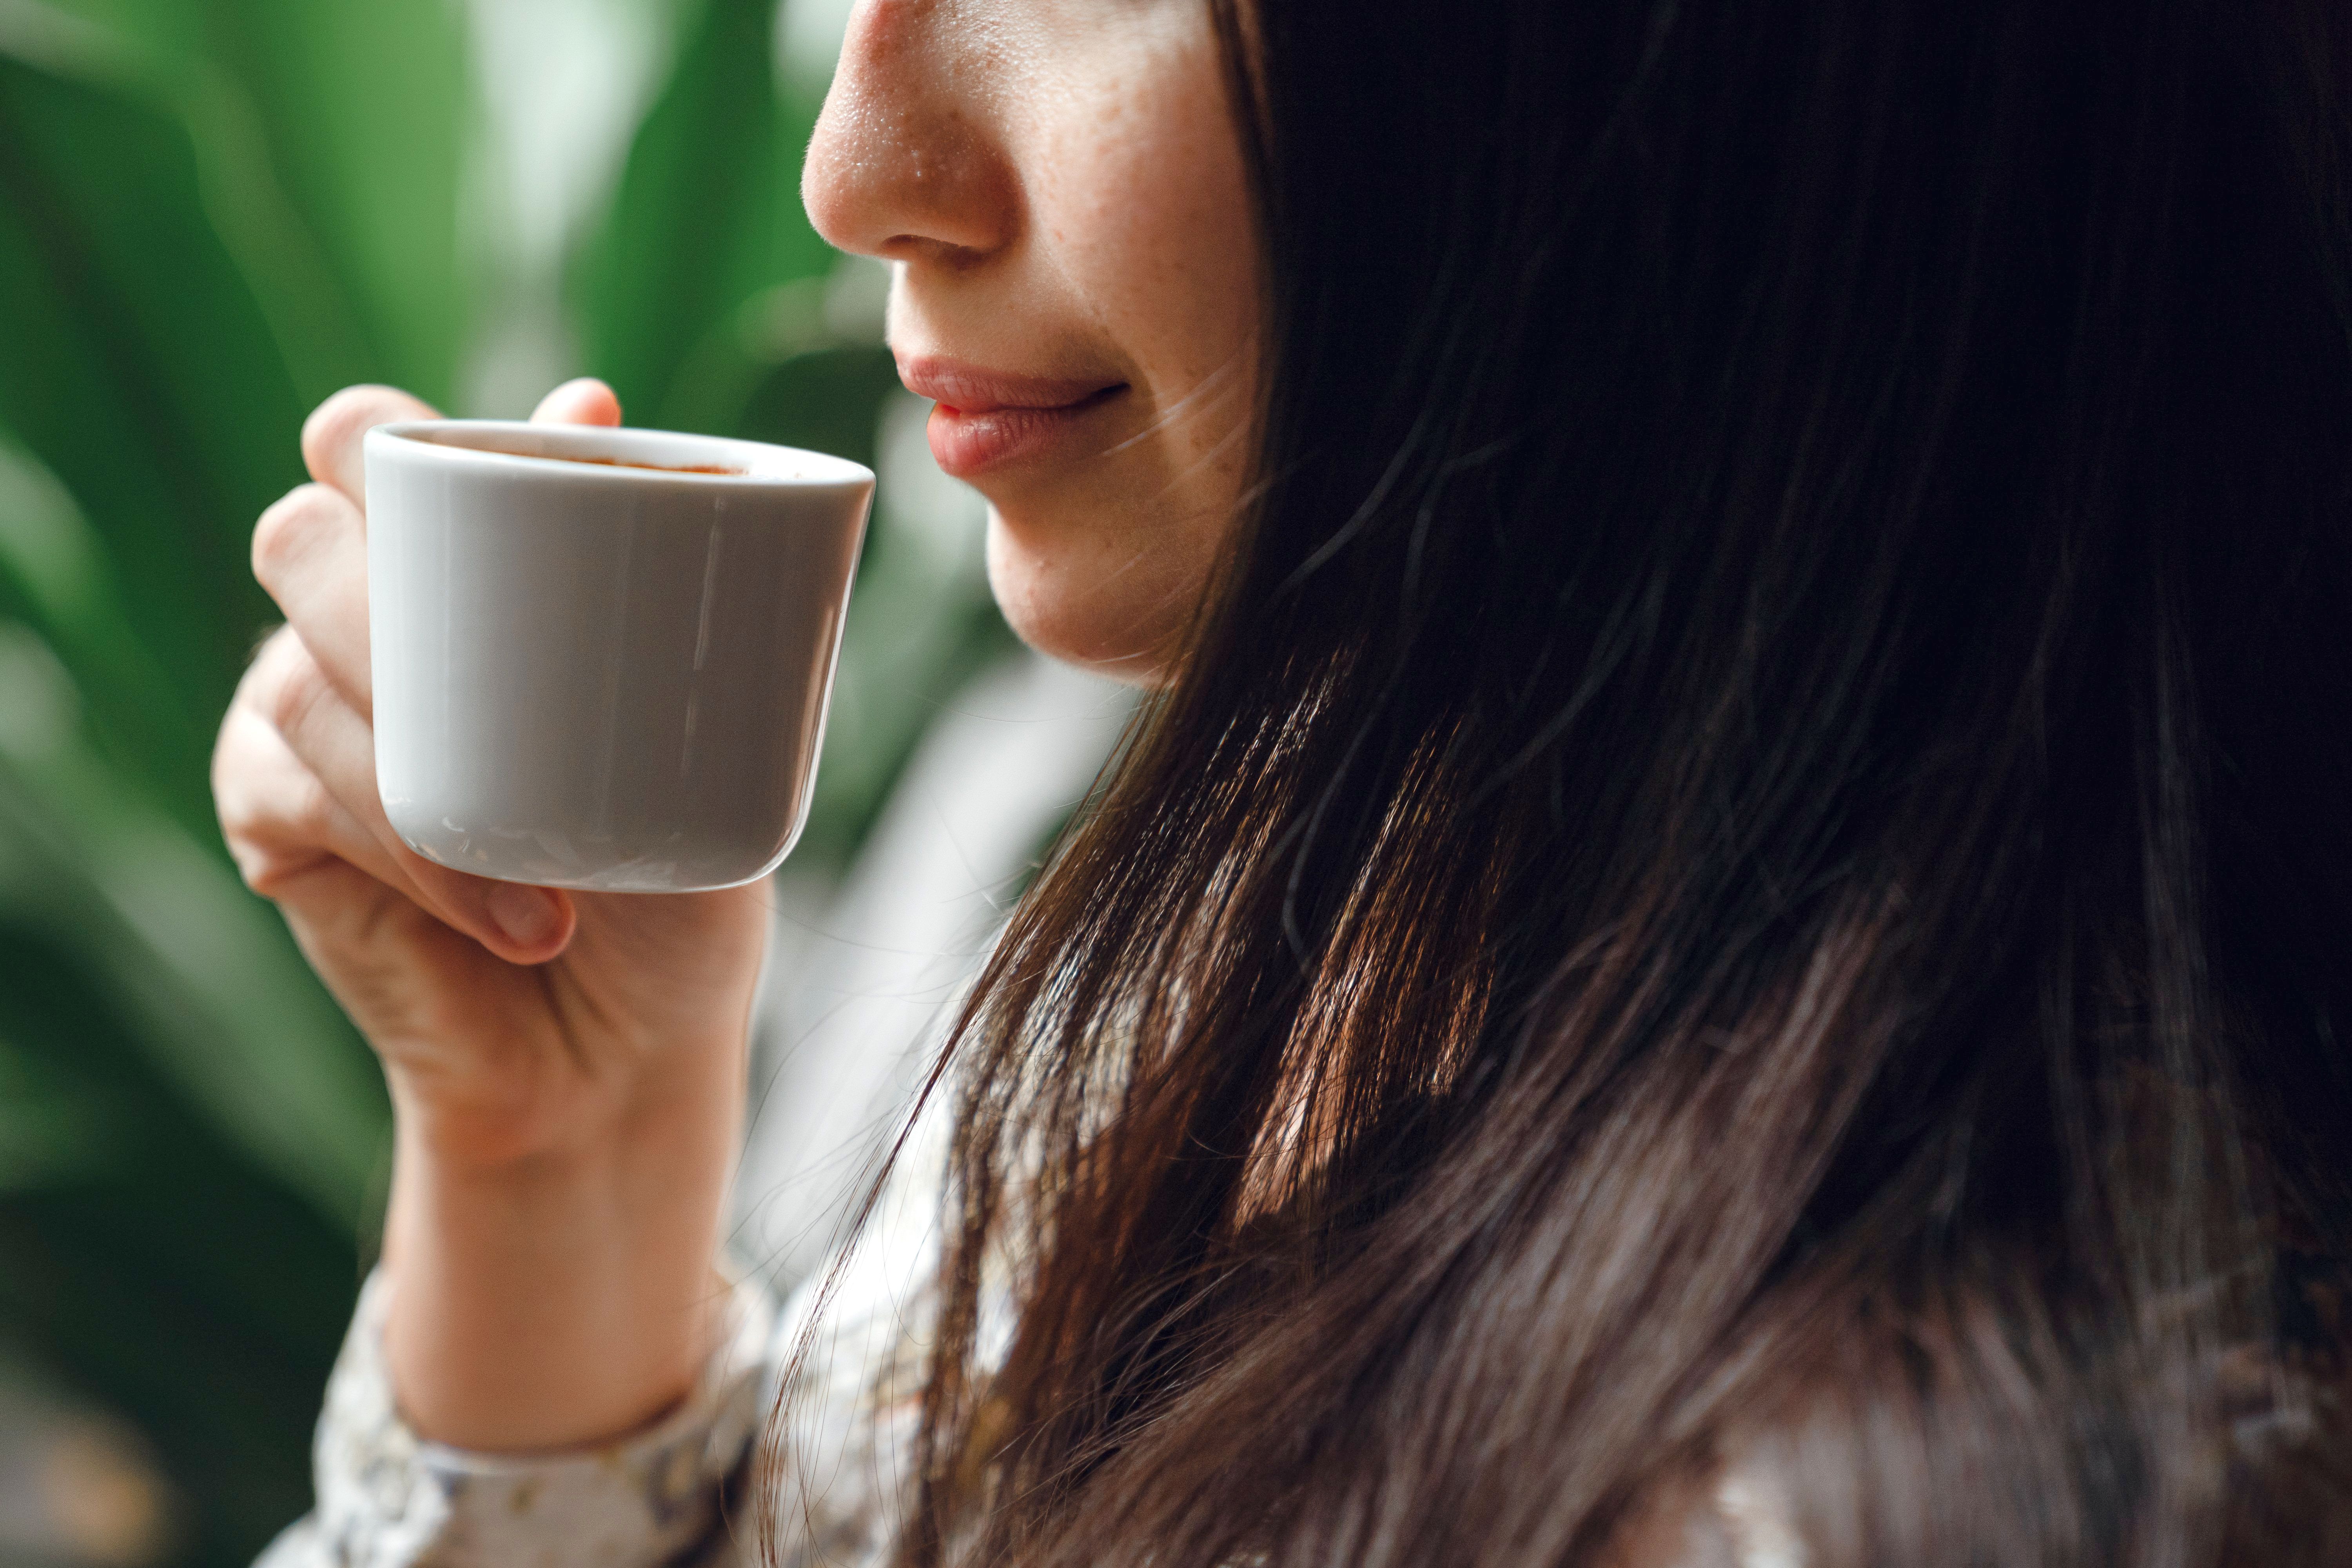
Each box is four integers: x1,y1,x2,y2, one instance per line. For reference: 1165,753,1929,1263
367,419,875,488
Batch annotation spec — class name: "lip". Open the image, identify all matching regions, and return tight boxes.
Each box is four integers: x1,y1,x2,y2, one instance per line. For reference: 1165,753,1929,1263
898,354,1127,479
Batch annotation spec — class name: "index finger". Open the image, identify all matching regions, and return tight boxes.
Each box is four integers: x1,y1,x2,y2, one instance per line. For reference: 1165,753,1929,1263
301,385,441,511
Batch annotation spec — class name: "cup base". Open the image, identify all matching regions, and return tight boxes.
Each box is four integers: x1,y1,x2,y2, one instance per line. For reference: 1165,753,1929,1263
394,816,795,894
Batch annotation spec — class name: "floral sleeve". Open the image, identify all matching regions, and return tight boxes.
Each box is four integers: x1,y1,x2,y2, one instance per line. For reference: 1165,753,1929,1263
252,1268,776,1568
256,1123,946,1568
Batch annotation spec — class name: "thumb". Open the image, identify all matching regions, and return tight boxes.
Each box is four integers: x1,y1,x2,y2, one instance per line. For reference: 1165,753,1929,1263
529,377,623,427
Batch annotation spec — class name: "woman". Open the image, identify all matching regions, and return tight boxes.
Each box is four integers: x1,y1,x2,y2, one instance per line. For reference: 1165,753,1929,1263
218,0,2352,1562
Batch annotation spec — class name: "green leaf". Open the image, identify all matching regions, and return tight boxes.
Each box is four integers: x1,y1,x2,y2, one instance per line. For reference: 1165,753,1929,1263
573,0,837,433
192,0,472,405
0,51,307,828
0,617,380,1561
0,916,361,1566
16,0,472,404
0,428,207,840
0,1039,111,1188
0,622,387,1226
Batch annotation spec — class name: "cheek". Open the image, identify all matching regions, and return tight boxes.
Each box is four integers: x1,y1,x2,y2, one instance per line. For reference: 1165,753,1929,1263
975,11,1261,683
1032,82,1257,395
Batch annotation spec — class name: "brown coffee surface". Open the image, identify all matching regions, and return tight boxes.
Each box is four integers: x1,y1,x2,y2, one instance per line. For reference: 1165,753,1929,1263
558,453,744,475
417,434,744,476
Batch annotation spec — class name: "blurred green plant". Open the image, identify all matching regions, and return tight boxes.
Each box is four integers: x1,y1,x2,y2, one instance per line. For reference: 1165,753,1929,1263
0,0,1007,1560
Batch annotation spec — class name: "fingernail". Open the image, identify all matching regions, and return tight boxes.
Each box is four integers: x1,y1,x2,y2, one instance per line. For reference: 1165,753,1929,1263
486,883,558,949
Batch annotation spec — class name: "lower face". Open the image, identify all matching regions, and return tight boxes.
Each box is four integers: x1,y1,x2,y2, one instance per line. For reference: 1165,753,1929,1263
815,0,1265,684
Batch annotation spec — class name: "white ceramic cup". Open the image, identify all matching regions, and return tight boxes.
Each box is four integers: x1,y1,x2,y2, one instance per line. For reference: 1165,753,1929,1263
363,420,873,893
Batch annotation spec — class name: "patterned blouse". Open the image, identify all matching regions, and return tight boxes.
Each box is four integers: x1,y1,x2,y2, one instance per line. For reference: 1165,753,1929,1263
252,1123,1802,1568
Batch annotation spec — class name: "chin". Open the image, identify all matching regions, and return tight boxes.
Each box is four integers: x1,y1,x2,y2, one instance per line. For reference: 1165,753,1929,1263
984,511,1178,688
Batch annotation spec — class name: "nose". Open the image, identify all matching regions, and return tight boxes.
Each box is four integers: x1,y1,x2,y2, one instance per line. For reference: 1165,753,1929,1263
802,0,1020,265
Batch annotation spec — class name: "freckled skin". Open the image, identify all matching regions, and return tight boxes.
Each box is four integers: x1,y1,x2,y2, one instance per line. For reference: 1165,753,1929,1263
805,0,1263,682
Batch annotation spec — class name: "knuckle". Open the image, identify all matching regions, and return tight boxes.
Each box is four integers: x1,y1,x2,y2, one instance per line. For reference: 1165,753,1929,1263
243,846,324,901
236,625,296,699
250,486,332,591
232,627,298,712
215,795,293,898
261,640,335,740
209,713,252,813
302,384,430,486
300,387,381,469
213,756,340,901
285,766,341,844
212,772,254,852
231,840,288,896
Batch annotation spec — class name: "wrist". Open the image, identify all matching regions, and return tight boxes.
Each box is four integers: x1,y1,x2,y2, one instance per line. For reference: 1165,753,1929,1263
379,1065,743,1449
385,1056,733,1176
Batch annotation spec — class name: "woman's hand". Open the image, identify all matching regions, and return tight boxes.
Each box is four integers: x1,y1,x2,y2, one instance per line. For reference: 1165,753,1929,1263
212,381,771,1450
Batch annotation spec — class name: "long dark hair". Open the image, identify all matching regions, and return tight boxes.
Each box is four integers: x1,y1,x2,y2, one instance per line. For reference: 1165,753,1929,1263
824,0,2352,1562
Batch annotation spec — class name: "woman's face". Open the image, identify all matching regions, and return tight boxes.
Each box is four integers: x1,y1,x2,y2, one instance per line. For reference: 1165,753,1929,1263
804,0,1262,683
